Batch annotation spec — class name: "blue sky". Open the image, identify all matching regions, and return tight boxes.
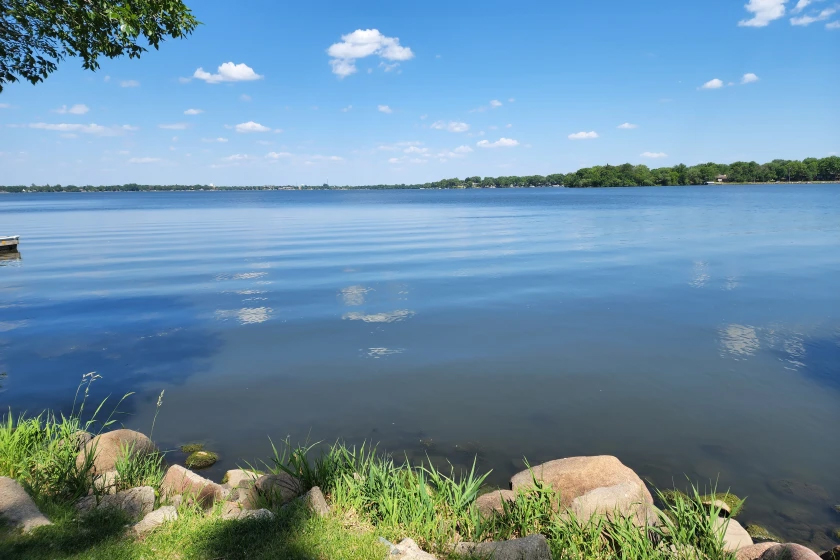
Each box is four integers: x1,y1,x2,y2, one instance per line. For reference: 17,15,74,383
0,0,838,186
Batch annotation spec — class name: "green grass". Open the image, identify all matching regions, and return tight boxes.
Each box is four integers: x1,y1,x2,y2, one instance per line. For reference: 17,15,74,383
1,388,743,560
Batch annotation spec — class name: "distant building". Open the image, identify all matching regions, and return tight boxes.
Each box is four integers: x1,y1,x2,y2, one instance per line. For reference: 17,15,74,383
716,174,728,183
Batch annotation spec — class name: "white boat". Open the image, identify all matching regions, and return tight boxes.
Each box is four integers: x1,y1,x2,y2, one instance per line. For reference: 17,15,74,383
0,236,20,251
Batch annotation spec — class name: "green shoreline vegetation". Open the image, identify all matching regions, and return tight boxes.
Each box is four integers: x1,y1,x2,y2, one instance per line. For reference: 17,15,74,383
1,156,838,193
0,381,819,560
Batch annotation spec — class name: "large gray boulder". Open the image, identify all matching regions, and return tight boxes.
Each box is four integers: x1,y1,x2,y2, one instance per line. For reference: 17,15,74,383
222,469,260,488
760,544,823,560
253,472,300,507
569,481,660,526
510,456,653,506
75,429,157,474
132,506,178,537
75,486,155,520
509,456,655,527
160,465,223,508
475,490,516,517
736,543,781,560
453,535,552,560
714,517,753,552
0,477,52,533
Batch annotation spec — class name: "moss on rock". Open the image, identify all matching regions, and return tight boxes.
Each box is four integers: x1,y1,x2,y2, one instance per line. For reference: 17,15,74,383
180,443,205,454
186,450,218,469
699,492,744,517
745,524,781,542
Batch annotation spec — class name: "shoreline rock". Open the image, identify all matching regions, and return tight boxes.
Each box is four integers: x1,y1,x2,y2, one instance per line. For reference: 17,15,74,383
75,429,157,474
160,465,223,509
75,486,155,520
0,477,52,533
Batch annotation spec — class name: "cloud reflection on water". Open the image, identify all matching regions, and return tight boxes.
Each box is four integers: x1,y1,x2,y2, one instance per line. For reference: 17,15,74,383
340,285,372,306
719,324,760,357
215,307,273,325
342,310,415,323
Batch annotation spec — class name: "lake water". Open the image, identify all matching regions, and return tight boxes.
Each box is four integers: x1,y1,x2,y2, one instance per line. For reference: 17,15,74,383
1,186,839,547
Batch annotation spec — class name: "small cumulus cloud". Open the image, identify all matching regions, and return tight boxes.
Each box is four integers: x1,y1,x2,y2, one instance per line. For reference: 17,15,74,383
790,7,837,25
378,105,393,114
235,121,271,133
202,137,228,143
327,29,414,78
568,131,599,140
120,80,140,88
266,152,292,159
221,154,254,162
700,78,724,90
738,0,787,27
641,151,668,158
741,73,760,84
158,123,189,130
54,104,89,115
240,94,252,102
193,62,263,83
128,157,160,164
490,99,502,107
431,120,470,132
184,108,203,115
827,20,840,29
476,137,519,148
403,146,428,154
341,105,353,112
27,123,136,136
453,145,473,154
617,122,638,129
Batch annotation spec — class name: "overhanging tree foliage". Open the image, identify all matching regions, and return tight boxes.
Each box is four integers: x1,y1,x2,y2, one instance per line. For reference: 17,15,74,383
0,0,198,92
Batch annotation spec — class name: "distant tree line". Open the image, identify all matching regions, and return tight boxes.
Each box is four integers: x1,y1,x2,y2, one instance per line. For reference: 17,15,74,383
1,157,838,192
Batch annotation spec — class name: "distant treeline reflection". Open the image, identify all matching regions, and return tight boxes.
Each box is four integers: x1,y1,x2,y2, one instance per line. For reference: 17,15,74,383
2,156,838,192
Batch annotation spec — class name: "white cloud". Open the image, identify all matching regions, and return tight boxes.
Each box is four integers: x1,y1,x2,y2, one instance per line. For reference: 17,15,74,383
240,94,252,102
28,123,136,136
508,98,515,103
184,108,203,115
738,0,787,27
0,103,10,109
341,105,353,112
453,145,473,154
378,105,393,114
193,62,263,84
128,157,160,164
266,151,292,159
506,123,512,128
120,80,140,88
701,78,724,89
828,20,840,28
617,122,638,129
388,157,401,164
235,121,271,133
159,123,188,130
404,146,428,154
222,154,254,162
741,73,760,84
641,151,668,158
476,137,519,148
792,0,812,13
54,104,89,115
568,131,599,140
202,137,228,143
327,29,414,78
431,120,470,132
791,7,836,25
471,99,505,112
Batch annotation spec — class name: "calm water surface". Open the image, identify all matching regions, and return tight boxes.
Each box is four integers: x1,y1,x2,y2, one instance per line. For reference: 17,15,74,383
1,186,839,547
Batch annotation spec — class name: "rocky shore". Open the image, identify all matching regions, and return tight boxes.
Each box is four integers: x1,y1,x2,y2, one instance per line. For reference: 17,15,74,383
1,427,838,560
